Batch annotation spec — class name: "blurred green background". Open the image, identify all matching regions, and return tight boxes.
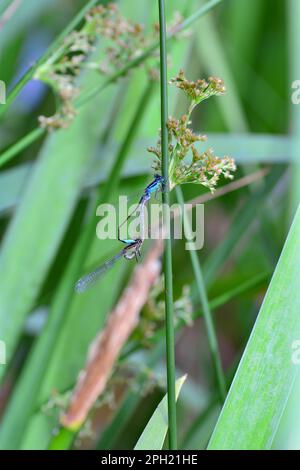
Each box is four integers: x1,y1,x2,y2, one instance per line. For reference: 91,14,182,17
0,0,299,451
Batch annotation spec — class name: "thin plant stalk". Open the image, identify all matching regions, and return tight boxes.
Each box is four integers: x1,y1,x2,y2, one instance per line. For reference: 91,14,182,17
0,83,155,450
121,271,268,361
0,0,224,169
0,0,100,118
158,0,177,450
77,0,225,108
0,127,44,168
176,187,226,401
48,428,75,450
288,0,300,216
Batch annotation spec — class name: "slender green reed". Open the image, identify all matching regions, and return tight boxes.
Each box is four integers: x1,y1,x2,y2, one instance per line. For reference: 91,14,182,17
77,0,225,108
0,1,13,16
176,187,226,401
0,0,224,169
0,0,100,118
121,271,269,361
48,428,75,450
289,0,300,216
158,0,177,450
0,128,44,168
0,83,155,450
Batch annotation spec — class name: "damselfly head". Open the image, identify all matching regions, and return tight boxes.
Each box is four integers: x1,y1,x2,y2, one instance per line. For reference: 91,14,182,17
154,173,164,182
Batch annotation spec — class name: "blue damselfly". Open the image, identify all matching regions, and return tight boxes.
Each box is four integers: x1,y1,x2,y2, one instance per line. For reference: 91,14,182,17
118,174,164,243
75,238,143,293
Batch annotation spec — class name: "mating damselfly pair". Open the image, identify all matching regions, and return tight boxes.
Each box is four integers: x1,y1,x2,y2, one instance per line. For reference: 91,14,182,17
75,175,165,293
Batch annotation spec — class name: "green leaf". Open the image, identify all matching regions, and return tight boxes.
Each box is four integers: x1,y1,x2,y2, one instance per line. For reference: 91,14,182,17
0,0,58,48
272,366,300,450
5,81,155,450
1,134,290,215
0,172,148,450
204,166,283,287
0,49,117,381
196,0,248,133
181,401,221,450
208,204,300,450
134,375,187,450
48,428,75,451
288,0,300,216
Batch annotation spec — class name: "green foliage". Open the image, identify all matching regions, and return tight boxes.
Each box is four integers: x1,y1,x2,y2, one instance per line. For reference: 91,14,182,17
134,376,186,450
208,206,300,450
0,0,296,452
150,70,236,191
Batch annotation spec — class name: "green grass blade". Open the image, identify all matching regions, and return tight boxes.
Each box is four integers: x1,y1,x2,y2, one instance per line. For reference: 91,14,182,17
0,51,131,385
0,83,154,449
122,271,269,360
289,0,300,216
77,0,225,108
176,187,226,401
0,0,55,48
0,94,108,381
272,365,300,449
48,428,75,451
0,0,100,117
158,0,177,450
0,128,44,169
196,0,247,132
134,375,186,450
97,345,164,450
181,399,221,450
1,133,290,214
0,1,14,16
208,204,300,450
204,166,284,287
202,134,291,164
0,0,225,168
